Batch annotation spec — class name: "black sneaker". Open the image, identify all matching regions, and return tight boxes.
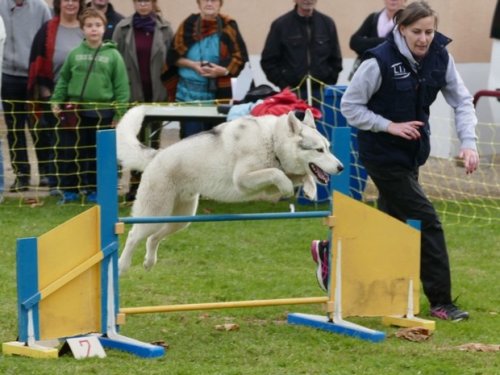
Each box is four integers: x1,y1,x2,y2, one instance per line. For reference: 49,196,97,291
430,303,470,322
9,178,30,192
310,240,330,292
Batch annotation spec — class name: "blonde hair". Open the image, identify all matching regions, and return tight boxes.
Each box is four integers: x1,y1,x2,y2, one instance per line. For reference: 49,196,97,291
133,0,162,14
79,8,107,28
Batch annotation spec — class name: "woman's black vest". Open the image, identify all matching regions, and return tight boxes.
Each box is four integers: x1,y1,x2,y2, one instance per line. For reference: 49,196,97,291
357,31,451,169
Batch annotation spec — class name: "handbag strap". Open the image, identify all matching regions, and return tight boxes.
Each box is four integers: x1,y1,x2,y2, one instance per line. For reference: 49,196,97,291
78,43,102,102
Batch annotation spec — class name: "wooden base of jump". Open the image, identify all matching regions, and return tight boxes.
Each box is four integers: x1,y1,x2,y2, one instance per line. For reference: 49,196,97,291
2,341,59,359
288,313,385,342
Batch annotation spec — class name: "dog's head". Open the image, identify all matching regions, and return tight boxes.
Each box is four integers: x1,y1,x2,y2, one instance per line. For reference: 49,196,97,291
277,109,344,199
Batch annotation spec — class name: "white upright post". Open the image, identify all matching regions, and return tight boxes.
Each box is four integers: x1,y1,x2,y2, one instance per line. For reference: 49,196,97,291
306,76,313,106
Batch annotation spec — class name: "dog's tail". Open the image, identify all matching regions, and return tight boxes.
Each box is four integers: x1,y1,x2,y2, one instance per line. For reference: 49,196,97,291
116,105,159,171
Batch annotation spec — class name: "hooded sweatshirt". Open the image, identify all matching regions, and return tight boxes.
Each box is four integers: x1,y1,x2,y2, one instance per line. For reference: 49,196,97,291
0,0,51,77
51,40,130,117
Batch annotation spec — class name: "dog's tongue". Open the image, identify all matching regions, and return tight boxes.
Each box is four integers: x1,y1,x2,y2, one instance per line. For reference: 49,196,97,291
310,163,329,184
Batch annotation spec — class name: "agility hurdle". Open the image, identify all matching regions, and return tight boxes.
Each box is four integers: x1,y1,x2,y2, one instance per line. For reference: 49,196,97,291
94,127,432,342
115,188,434,343
2,130,164,359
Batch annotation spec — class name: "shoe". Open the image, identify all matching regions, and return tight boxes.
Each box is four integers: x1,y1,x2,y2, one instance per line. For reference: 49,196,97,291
57,191,79,205
86,191,97,203
310,240,330,292
9,178,30,192
430,303,470,322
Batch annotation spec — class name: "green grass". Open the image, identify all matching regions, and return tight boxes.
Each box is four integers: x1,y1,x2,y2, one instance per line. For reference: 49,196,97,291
0,197,499,374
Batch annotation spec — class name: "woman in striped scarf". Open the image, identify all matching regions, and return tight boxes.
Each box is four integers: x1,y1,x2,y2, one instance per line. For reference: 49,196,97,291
162,0,248,138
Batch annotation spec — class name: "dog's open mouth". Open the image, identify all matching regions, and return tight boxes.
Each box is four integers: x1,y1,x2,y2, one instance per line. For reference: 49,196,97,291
309,163,329,184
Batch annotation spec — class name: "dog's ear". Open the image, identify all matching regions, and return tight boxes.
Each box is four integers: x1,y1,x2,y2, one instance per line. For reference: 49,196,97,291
287,111,302,134
303,109,317,129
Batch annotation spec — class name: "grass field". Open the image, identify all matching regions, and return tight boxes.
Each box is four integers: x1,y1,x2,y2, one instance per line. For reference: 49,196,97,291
0,197,498,374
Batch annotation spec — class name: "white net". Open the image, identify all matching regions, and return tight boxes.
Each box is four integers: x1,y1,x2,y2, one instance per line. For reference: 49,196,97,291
1,84,499,226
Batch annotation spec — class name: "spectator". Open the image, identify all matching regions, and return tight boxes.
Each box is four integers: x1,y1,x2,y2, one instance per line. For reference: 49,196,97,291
87,0,124,40
51,8,130,204
348,0,406,80
340,1,479,321
0,15,5,203
0,0,51,192
491,0,500,39
260,0,342,99
162,0,248,138
27,0,85,192
113,0,173,202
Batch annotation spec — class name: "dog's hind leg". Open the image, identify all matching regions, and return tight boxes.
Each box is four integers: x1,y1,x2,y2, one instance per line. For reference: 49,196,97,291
143,197,199,271
119,223,161,274
143,222,189,271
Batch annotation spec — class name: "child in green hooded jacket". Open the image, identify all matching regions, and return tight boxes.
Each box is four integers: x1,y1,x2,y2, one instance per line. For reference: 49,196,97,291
52,8,129,203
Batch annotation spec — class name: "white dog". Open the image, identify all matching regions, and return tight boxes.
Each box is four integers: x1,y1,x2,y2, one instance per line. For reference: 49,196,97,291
116,105,343,273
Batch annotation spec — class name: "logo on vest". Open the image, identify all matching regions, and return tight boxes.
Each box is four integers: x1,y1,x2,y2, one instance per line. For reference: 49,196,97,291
391,62,410,79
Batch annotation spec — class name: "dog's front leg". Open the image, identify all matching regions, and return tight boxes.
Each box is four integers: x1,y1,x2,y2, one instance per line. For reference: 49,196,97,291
119,225,142,274
235,168,294,198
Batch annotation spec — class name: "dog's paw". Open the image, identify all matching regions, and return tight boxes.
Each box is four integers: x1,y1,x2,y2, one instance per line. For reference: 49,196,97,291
279,180,295,198
302,175,317,200
118,257,130,275
143,257,157,271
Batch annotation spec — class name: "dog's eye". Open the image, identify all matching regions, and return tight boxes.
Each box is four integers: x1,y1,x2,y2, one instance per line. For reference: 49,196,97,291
316,148,324,153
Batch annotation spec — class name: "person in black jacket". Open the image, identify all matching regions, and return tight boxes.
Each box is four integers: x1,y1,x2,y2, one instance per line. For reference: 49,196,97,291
492,0,500,39
341,1,479,321
87,0,124,40
260,0,342,95
348,0,406,80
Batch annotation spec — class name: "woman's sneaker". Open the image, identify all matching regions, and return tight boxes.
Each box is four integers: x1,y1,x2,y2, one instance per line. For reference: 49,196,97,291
310,240,330,292
430,303,469,322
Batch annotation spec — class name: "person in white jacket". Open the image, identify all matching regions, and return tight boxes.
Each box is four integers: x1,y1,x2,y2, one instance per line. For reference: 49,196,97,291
0,0,51,192
0,15,5,202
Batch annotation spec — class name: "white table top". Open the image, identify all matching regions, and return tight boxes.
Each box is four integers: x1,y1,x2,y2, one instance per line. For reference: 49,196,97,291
142,104,227,121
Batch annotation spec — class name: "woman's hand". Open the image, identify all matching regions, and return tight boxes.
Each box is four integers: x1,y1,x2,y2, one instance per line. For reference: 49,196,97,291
387,121,424,140
459,148,479,174
198,61,229,78
178,58,229,78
